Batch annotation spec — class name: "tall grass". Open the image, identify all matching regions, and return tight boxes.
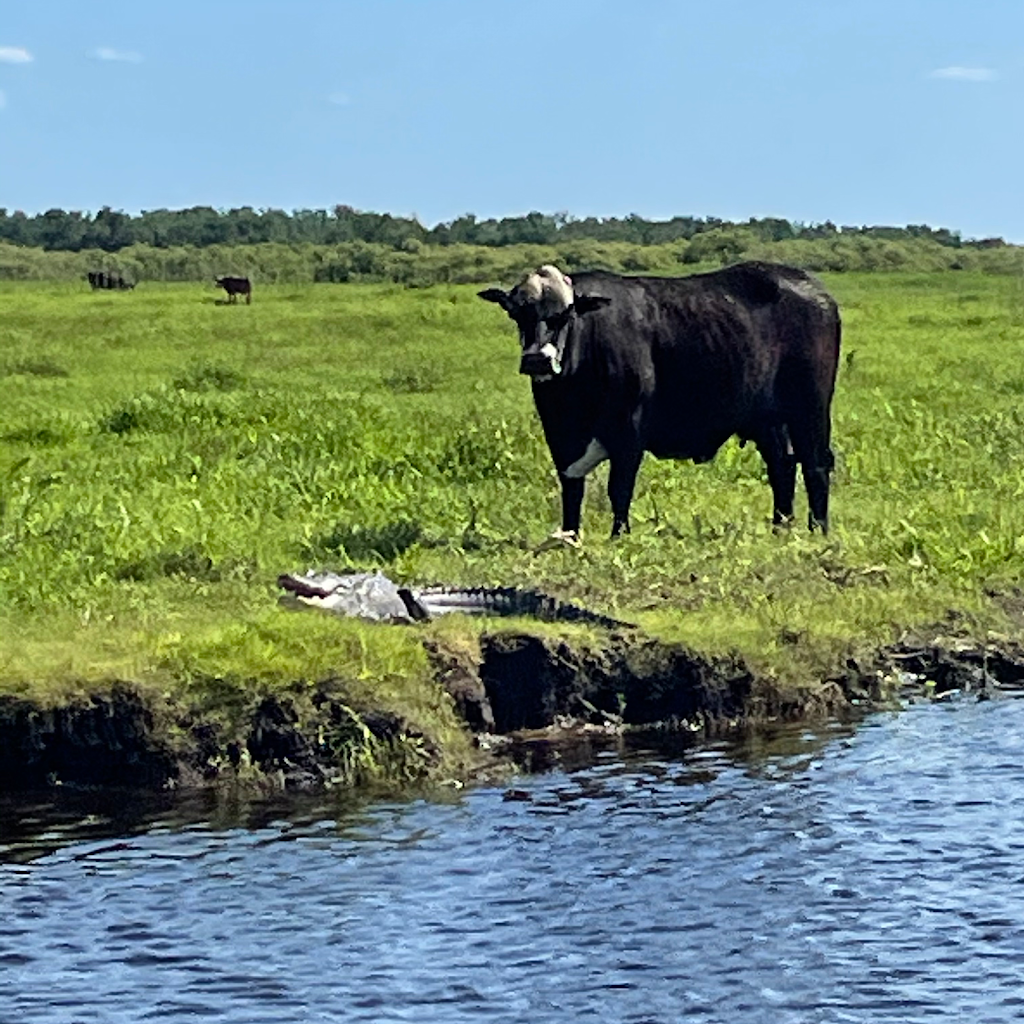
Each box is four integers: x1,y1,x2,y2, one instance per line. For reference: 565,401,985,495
2,272,1024,703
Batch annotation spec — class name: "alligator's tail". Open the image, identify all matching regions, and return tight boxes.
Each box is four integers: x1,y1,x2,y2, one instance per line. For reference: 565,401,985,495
411,585,632,630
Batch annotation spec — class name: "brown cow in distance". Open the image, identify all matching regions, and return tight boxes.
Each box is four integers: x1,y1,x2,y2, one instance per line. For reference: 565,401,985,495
216,276,252,304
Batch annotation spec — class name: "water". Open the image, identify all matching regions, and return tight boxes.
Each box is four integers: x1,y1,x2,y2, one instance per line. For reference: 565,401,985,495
2,697,1024,1023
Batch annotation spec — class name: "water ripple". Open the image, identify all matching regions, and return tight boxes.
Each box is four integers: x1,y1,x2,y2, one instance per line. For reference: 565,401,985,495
2,701,1024,1021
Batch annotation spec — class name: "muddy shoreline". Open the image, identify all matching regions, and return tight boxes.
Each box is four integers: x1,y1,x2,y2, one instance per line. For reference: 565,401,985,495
2,624,1023,794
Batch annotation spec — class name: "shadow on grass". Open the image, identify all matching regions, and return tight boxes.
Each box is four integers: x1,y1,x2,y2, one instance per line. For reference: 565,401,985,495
113,546,222,583
1,358,70,379
2,425,75,447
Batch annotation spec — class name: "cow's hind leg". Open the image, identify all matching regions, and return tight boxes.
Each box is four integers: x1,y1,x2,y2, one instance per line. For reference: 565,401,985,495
788,405,833,533
756,425,797,528
607,449,643,538
803,450,833,532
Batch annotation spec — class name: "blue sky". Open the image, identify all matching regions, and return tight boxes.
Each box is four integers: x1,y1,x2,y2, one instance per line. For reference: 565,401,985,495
1,1,1021,239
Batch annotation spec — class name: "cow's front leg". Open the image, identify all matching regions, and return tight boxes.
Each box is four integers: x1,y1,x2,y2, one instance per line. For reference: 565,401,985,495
559,474,585,536
607,450,643,538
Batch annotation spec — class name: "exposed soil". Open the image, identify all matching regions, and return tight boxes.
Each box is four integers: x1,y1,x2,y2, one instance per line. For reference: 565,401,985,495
3,623,1023,793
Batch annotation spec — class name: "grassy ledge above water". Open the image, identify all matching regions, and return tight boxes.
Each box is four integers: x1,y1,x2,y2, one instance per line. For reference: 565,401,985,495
3,273,1024,788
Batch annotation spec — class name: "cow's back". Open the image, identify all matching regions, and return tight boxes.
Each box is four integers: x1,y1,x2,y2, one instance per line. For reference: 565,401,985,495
566,263,839,460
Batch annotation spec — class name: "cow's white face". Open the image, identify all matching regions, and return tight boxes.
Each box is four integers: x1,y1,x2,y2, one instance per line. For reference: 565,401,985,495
516,264,574,317
478,264,577,379
512,265,576,378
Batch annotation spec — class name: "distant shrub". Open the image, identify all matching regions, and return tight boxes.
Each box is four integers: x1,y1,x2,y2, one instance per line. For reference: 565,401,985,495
0,232,1022,285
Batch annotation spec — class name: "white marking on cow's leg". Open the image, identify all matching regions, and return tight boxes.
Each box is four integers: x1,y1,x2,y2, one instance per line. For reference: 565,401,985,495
534,529,581,552
564,439,610,479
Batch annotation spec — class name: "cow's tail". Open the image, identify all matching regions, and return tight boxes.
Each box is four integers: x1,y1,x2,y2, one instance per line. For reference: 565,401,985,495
826,303,841,468
832,303,842,368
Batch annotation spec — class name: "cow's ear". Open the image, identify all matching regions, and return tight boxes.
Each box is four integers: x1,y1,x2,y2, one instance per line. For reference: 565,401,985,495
574,294,612,315
478,287,512,311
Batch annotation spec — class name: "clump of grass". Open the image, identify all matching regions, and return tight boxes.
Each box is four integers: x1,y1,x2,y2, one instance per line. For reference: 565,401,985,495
435,417,532,483
305,520,423,563
381,366,444,393
173,361,246,392
99,385,249,435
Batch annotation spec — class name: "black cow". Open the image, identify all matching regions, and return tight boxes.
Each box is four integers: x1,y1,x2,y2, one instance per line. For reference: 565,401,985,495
216,276,252,304
479,262,840,541
88,270,134,290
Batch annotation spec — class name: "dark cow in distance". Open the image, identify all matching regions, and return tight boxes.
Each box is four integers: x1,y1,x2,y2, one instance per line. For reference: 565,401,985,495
216,276,252,304
88,270,134,291
479,262,840,542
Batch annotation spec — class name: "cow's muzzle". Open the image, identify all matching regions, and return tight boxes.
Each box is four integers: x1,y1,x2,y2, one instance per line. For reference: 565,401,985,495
519,343,561,377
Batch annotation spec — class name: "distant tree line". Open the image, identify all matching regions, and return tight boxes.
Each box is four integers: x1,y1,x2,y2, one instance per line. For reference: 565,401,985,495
0,204,1007,254
1,231,1021,286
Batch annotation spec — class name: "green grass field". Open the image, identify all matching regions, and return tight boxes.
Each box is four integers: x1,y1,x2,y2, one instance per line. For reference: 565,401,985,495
3,272,1024,726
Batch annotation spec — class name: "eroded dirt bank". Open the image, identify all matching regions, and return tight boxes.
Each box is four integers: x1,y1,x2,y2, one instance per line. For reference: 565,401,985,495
2,625,1024,793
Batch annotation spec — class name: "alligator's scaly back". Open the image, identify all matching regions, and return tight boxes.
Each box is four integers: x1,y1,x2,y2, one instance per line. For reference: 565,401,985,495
412,585,630,629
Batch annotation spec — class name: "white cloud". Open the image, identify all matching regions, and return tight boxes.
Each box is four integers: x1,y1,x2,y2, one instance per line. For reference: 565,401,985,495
328,92,352,106
930,66,996,81
0,46,33,63
92,47,143,63
0,90,7,110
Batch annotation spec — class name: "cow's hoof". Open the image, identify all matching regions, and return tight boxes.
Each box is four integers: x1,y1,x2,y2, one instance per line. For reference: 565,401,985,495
534,529,581,552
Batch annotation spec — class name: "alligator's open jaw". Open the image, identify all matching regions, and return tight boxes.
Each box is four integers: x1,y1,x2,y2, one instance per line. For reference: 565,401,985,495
277,571,425,622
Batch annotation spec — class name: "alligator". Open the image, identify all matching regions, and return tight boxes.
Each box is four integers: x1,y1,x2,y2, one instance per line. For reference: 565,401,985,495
277,570,631,629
